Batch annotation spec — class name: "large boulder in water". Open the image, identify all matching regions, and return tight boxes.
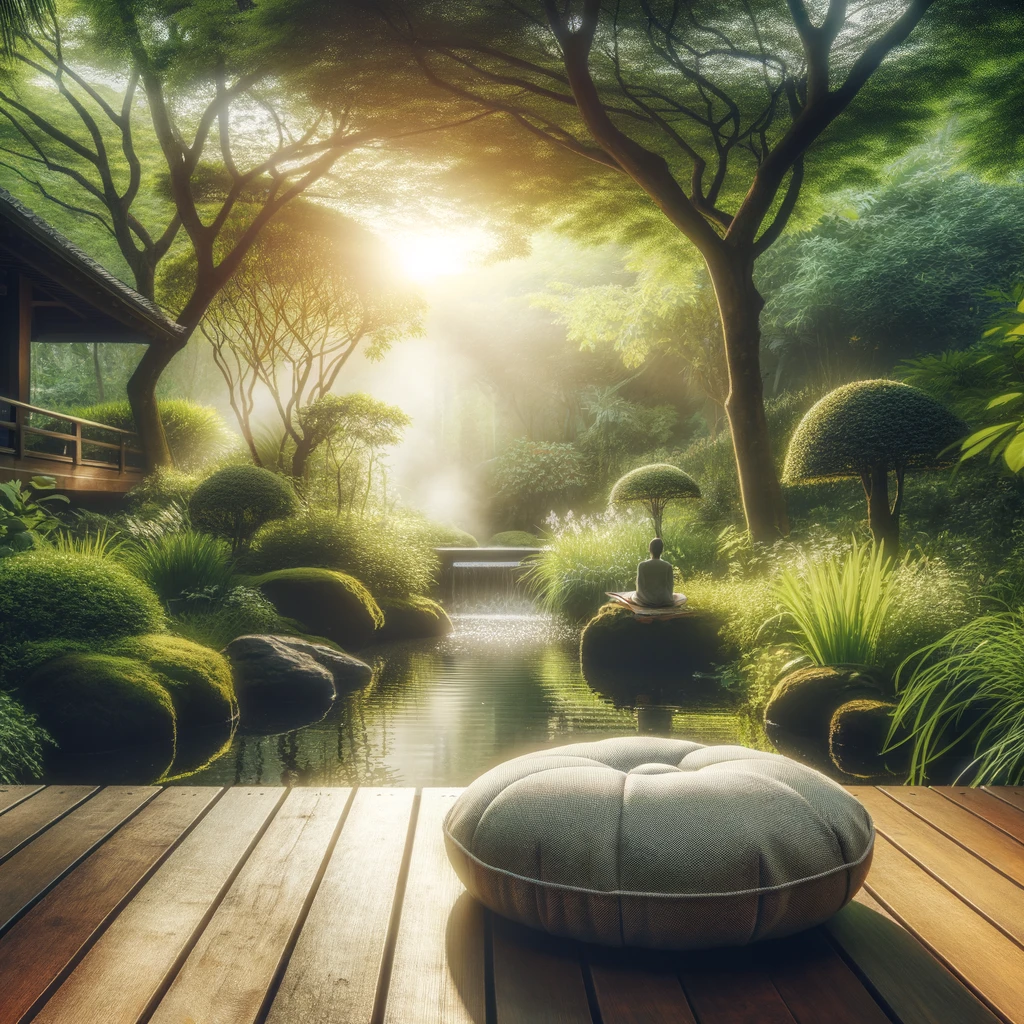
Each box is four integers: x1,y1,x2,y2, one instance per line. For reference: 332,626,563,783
224,633,370,733
764,666,889,769
829,699,910,779
250,568,383,649
579,603,728,693
375,596,453,643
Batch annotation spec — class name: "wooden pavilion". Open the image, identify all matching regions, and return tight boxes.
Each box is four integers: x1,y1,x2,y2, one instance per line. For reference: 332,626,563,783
0,188,185,493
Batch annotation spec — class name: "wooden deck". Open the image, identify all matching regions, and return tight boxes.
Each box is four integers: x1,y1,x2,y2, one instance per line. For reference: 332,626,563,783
0,784,1022,1024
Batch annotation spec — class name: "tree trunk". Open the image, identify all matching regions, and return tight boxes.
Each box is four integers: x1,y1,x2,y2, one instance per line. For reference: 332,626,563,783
127,334,189,470
861,462,900,556
709,253,789,543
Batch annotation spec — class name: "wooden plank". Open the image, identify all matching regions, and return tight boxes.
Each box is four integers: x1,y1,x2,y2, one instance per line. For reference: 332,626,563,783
881,786,1024,886
588,960,697,1024
492,914,592,1024
939,787,1024,844
760,929,892,1024
0,787,218,1024
680,951,796,1024
0,786,42,815
856,786,1024,948
266,788,414,1024
865,832,1024,1023
31,788,280,1024
147,787,350,1024
987,786,1024,816
383,789,486,1024
0,785,159,932
825,896,1001,1024
0,786,96,861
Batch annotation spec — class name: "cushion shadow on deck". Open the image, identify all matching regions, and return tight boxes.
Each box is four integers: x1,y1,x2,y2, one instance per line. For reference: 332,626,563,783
0,782,1021,1024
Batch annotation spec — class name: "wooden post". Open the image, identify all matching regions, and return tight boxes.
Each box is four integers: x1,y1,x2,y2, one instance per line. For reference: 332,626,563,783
12,402,21,458
17,275,31,403
119,434,126,475
72,419,81,465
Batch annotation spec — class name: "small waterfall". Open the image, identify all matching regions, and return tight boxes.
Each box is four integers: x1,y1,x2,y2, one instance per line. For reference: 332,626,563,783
436,547,542,614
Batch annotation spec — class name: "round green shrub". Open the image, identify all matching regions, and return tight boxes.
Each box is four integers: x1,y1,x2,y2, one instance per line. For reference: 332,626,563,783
0,552,165,655
251,567,384,649
19,653,176,757
72,399,234,473
783,380,967,483
488,531,542,547
189,465,298,552
112,634,237,731
420,523,478,547
244,510,438,598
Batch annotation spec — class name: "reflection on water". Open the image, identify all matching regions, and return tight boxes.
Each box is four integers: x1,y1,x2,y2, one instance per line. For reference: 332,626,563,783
177,614,769,788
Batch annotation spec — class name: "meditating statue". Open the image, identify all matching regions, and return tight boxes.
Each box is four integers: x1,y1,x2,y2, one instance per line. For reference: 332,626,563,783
635,537,675,607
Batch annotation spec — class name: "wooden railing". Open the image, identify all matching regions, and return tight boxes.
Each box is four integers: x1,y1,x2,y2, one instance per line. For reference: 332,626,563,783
0,396,144,475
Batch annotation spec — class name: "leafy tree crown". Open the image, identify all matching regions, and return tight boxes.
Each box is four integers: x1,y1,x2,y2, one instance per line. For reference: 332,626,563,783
610,464,701,504
783,380,966,483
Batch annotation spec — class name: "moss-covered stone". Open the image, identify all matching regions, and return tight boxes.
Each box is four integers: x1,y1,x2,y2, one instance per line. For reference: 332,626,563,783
375,596,453,643
19,653,176,760
764,666,889,768
829,699,910,779
251,567,384,649
112,634,237,733
579,603,727,696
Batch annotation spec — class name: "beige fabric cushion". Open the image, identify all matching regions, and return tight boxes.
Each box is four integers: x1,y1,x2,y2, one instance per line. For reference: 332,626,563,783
443,737,873,950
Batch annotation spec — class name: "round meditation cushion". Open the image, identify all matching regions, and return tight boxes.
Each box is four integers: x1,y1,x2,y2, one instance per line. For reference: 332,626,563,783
443,737,873,950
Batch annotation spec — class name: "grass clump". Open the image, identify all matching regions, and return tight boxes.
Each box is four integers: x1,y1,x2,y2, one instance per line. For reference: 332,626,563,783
122,530,235,604
891,610,1024,784
0,691,49,782
170,586,289,650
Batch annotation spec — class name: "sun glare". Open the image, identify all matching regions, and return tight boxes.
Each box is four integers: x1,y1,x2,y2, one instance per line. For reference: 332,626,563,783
393,229,484,283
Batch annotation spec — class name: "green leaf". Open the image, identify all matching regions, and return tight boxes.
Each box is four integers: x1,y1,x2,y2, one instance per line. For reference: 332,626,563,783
987,392,1024,409
1004,432,1024,474
28,475,57,490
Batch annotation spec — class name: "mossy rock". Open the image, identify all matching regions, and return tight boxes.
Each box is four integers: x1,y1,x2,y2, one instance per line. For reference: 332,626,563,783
579,603,728,694
764,666,889,769
250,568,384,650
829,699,910,780
375,596,453,643
112,634,237,734
19,653,176,762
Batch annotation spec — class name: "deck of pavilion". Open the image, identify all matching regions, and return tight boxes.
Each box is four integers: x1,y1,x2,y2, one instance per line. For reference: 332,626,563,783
0,783,1021,1024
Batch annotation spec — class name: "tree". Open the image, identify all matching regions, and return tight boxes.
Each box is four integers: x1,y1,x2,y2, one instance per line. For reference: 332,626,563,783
393,0,954,541
194,206,422,481
0,2,466,466
609,463,700,537
782,379,966,553
0,0,51,56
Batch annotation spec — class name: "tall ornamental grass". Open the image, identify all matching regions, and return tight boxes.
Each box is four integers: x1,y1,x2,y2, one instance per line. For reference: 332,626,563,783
774,540,896,667
891,611,1024,785
123,530,235,604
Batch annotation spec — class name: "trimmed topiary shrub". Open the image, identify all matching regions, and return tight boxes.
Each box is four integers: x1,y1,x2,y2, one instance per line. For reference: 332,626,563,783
489,531,542,547
19,653,176,759
250,567,384,650
112,634,236,732
189,465,297,553
375,596,453,643
609,464,701,537
72,399,234,473
243,510,438,598
0,552,165,660
783,380,967,553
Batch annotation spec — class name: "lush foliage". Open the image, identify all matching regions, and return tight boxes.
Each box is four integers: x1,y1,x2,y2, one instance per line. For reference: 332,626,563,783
170,587,289,652
0,476,67,556
122,531,235,605
243,510,438,599
0,691,49,783
492,438,588,529
188,466,297,553
0,552,164,661
892,611,1024,784
783,381,967,483
774,541,896,668
490,531,541,547
71,400,234,474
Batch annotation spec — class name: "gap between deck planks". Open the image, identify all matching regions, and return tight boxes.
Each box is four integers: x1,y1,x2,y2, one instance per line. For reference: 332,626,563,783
0,784,1020,1024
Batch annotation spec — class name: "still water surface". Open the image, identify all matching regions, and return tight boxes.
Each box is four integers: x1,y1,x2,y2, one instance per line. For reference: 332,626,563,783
179,614,767,788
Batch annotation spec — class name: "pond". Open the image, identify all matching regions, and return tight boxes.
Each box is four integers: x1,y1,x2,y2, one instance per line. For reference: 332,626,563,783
43,613,769,787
